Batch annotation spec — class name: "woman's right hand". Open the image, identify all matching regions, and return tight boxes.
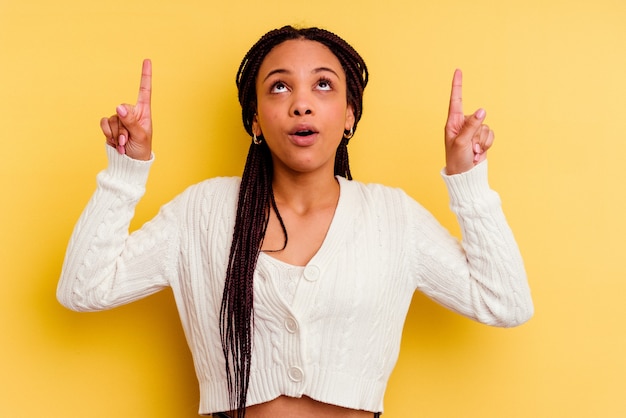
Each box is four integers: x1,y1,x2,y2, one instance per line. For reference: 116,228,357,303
100,59,153,161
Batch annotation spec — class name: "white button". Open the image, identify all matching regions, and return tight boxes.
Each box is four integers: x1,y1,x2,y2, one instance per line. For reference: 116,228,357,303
287,366,304,382
303,265,320,282
284,317,298,333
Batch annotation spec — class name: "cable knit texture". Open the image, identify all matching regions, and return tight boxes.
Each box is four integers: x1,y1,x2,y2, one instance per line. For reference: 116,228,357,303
57,145,533,414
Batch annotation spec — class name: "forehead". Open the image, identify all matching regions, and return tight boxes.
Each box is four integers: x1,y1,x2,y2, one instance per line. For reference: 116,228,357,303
258,39,344,79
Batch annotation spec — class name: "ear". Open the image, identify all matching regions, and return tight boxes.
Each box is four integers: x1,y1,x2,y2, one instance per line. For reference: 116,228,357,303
344,105,355,132
252,113,263,137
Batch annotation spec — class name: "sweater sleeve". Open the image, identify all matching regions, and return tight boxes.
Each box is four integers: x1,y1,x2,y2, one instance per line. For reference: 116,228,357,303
57,146,180,312
409,161,533,327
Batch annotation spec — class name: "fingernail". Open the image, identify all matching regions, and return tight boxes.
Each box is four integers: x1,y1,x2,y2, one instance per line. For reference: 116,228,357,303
116,105,128,117
119,134,126,146
475,108,486,119
474,143,481,153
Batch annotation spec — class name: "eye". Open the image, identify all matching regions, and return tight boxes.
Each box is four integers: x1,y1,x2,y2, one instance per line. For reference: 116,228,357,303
316,78,332,91
270,81,288,94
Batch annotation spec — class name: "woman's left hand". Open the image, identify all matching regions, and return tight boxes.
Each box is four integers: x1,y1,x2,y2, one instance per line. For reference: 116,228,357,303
444,69,495,175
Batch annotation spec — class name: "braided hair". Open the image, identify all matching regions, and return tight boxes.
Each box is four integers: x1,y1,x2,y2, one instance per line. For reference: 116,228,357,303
220,25,368,416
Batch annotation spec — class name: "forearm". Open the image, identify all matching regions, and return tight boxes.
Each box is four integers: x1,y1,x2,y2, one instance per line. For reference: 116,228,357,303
57,146,168,311
442,161,533,326
411,162,533,327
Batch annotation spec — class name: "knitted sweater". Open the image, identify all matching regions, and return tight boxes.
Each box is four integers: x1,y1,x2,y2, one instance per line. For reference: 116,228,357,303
57,146,533,414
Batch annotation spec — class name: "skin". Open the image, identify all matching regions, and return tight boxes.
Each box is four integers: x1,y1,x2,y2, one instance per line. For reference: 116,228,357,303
100,41,495,418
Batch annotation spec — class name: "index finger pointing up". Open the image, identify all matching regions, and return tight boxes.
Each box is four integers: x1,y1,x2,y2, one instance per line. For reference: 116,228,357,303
447,68,463,117
137,59,152,107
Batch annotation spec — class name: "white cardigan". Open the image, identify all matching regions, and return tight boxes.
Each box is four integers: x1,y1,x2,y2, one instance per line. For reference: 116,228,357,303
57,146,533,414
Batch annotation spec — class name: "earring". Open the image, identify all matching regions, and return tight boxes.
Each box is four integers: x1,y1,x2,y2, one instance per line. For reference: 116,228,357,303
343,127,354,140
253,132,262,145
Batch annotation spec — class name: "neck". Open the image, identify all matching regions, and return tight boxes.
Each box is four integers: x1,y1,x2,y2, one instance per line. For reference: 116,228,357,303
271,170,340,215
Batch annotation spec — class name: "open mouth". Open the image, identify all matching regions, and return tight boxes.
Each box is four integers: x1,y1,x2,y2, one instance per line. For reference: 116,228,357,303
294,130,315,137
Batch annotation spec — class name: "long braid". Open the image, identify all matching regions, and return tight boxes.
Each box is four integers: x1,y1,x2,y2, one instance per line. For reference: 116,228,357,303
334,137,352,180
220,141,271,412
220,25,368,416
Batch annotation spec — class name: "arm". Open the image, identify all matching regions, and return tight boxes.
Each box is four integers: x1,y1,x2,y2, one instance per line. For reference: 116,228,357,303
411,70,533,326
410,162,533,327
57,148,178,311
413,162,534,327
57,60,177,311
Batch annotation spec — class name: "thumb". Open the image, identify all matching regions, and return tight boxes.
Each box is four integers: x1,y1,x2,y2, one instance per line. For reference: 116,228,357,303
116,103,134,128
115,103,152,160
457,108,486,141
116,104,148,140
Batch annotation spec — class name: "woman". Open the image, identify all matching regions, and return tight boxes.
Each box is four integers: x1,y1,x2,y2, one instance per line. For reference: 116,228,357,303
57,26,533,417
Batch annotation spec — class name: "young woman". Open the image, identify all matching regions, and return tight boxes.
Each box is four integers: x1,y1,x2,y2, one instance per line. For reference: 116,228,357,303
57,26,533,418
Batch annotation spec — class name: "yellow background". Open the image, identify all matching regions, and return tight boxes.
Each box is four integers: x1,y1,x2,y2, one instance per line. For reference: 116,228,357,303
1,0,625,416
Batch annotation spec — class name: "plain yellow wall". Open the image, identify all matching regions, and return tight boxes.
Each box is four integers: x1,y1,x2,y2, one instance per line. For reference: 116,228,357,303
1,0,625,416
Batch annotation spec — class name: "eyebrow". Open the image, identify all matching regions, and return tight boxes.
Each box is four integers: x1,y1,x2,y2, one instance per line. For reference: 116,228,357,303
262,66,341,83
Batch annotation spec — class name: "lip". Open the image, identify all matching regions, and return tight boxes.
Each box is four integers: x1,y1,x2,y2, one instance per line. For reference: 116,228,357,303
288,124,319,146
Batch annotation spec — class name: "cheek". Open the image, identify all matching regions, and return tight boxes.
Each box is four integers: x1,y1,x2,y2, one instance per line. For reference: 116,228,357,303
327,102,351,128
255,102,275,130
258,111,280,133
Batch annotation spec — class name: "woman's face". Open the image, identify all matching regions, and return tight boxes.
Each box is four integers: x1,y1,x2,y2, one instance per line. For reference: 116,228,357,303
253,39,355,178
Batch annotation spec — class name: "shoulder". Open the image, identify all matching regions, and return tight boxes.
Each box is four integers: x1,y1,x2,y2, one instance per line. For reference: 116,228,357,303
338,176,413,205
163,176,241,216
337,177,423,229
180,176,241,197
338,177,438,229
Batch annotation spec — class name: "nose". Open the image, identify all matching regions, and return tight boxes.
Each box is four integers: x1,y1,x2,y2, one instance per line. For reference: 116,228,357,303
290,89,314,116
293,107,312,116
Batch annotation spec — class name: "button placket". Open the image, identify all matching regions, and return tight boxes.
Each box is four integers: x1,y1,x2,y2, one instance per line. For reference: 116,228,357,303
303,264,320,282
284,264,323,391
287,365,304,382
284,316,298,333
284,314,304,387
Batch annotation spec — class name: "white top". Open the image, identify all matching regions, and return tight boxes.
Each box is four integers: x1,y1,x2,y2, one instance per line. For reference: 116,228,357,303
57,146,533,414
